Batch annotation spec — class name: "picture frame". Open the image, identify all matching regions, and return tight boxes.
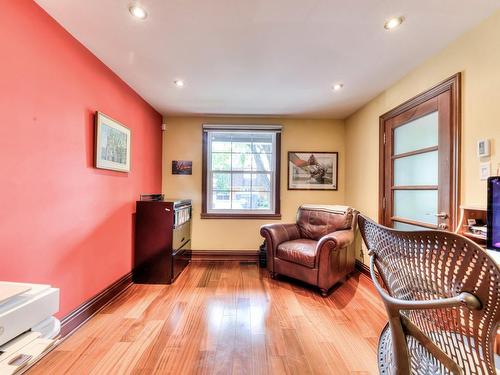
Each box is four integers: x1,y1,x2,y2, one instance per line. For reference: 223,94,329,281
288,151,338,190
172,160,193,175
94,112,131,172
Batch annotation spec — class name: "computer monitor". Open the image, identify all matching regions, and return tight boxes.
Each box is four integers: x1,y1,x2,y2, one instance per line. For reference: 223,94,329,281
487,176,500,251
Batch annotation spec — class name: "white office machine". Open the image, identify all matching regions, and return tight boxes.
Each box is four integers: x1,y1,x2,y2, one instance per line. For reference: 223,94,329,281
0,282,60,374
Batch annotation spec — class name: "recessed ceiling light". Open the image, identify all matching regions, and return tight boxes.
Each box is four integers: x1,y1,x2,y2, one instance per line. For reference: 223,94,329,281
384,16,404,30
174,80,184,88
332,83,344,91
129,4,148,20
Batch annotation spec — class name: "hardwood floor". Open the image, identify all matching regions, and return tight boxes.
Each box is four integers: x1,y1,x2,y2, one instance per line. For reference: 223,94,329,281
30,261,386,374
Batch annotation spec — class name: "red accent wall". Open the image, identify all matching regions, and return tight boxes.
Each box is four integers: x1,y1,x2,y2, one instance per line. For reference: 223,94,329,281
0,1,162,317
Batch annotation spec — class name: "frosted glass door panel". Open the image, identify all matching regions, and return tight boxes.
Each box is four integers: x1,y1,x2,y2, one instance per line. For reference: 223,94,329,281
393,111,438,155
393,151,438,186
393,222,429,231
394,190,438,225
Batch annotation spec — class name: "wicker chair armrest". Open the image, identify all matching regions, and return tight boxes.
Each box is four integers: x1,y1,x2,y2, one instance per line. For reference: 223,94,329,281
369,255,481,311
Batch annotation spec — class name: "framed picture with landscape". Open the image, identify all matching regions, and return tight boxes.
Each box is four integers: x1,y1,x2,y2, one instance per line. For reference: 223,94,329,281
94,112,131,172
172,160,193,175
288,151,338,190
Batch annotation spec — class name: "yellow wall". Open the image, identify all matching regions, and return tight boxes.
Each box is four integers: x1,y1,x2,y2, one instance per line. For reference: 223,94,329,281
162,12,500,255
162,117,346,251
346,11,500,263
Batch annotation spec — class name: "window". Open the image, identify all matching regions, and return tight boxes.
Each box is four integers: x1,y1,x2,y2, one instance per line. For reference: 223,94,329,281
202,125,281,219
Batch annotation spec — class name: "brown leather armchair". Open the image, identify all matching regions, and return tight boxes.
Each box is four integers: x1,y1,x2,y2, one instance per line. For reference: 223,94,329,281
260,205,357,296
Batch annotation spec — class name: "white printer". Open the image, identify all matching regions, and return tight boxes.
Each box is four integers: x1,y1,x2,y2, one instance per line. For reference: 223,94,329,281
0,282,60,374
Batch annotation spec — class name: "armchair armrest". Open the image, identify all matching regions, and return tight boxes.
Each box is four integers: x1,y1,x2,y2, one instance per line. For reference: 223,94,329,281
316,229,355,289
260,223,301,273
317,230,354,253
260,223,301,251
316,229,354,267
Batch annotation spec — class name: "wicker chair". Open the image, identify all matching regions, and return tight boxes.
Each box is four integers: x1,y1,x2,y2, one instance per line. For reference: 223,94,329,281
358,215,500,375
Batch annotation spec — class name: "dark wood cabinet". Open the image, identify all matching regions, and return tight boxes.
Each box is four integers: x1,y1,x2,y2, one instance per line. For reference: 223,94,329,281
133,199,191,284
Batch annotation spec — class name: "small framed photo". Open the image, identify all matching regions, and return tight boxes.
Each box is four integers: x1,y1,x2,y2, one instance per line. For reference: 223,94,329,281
172,160,192,175
288,151,338,190
477,139,490,157
95,112,131,172
467,218,477,226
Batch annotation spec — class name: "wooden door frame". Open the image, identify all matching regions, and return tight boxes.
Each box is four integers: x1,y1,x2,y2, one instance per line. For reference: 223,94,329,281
378,73,461,231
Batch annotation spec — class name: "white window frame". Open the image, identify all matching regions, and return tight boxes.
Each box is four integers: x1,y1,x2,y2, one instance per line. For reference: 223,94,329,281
203,124,281,217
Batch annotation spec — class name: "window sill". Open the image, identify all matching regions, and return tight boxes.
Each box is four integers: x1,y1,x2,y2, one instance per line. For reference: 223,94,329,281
201,213,281,220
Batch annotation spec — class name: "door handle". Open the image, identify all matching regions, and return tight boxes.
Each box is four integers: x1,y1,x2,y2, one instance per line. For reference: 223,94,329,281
434,212,448,219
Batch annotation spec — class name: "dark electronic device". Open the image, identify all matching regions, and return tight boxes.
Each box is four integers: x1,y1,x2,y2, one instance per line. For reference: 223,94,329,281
487,176,500,251
139,194,164,201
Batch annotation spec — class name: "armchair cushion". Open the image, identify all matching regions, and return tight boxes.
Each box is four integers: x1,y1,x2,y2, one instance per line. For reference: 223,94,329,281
276,239,317,268
297,206,353,240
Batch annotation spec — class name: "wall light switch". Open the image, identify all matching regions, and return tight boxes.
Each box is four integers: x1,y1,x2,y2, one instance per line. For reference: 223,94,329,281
480,162,491,180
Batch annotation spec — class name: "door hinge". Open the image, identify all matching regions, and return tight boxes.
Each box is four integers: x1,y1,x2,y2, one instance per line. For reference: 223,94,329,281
383,132,386,145
382,197,386,210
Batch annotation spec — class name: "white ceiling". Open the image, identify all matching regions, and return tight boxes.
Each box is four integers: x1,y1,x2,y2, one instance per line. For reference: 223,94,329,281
35,0,500,119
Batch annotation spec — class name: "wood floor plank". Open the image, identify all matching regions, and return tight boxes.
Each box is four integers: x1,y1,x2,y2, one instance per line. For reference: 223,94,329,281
95,320,164,374
30,261,385,375
89,342,131,375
